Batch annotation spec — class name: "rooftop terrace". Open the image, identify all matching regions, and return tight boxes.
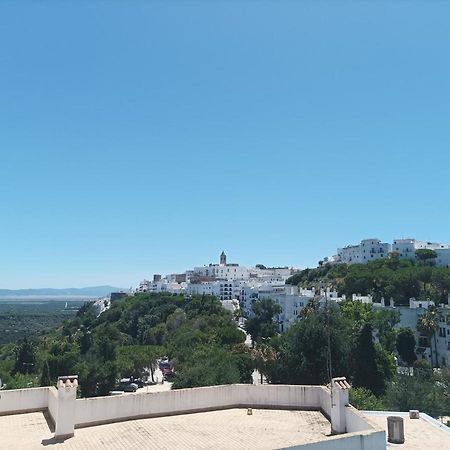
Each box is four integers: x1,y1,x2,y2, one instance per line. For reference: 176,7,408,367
0,379,386,450
0,408,331,450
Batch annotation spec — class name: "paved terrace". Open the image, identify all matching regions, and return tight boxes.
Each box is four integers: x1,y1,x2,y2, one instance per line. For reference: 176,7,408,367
0,408,331,450
362,411,450,450
0,380,386,449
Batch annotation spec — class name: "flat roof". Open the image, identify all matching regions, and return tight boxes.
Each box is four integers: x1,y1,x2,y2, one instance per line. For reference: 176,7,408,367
0,408,331,449
362,411,450,449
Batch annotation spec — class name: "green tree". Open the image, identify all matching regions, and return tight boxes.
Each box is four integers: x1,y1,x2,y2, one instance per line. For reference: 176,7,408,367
40,360,51,387
141,345,162,382
245,299,282,346
350,387,385,410
340,299,374,334
432,269,450,305
272,305,352,385
383,367,448,418
373,309,400,352
353,324,386,396
417,307,439,367
415,249,437,266
396,328,417,366
14,338,37,375
171,345,247,389
251,344,278,384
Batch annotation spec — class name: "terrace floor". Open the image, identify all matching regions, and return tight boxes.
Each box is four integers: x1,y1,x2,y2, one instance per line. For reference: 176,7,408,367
0,408,331,449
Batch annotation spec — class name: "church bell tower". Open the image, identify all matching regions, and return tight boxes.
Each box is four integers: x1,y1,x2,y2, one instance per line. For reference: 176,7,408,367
220,251,227,266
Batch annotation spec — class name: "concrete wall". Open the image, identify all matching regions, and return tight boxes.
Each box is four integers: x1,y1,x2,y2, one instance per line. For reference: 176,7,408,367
47,387,58,424
346,406,373,433
0,383,385,449
282,431,385,450
74,384,326,427
319,386,331,418
0,387,48,415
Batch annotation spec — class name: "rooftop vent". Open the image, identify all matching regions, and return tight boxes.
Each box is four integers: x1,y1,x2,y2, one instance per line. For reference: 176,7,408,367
387,416,405,444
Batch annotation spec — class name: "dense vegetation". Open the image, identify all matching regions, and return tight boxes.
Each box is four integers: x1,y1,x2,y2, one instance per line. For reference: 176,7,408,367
286,254,450,305
245,296,450,418
0,300,83,344
0,293,251,395
1,288,449,419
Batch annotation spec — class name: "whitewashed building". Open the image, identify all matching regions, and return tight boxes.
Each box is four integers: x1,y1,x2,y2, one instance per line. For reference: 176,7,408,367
336,239,391,264
374,297,450,367
327,237,450,267
392,238,450,266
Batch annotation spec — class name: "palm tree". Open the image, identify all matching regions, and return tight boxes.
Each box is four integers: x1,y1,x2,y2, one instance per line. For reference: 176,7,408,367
251,344,278,384
417,307,439,368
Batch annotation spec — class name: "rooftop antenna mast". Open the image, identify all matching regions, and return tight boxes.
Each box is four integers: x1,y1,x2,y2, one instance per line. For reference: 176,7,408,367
324,283,335,416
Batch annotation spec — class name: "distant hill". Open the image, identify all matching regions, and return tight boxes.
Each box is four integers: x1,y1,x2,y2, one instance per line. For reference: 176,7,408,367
0,286,126,298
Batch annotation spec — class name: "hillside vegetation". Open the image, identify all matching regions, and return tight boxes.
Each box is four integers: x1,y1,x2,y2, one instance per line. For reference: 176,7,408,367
0,293,251,396
287,255,450,305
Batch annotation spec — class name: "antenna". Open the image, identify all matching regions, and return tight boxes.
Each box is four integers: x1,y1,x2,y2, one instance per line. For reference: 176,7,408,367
324,284,334,409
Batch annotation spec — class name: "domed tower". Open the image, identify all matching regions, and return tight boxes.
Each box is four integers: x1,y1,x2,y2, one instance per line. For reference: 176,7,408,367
220,251,227,266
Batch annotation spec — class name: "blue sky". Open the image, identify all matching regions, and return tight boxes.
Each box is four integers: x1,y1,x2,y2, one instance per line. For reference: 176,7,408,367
1,1,450,288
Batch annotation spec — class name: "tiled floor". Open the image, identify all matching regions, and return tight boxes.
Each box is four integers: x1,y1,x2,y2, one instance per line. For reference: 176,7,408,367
0,408,331,449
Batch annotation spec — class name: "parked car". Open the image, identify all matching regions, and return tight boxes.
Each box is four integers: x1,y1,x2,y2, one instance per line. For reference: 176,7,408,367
122,382,138,392
162,367,175,381
159,360,171,371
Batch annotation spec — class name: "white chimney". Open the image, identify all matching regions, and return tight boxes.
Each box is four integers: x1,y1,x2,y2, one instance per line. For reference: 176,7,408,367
331,377,350,434
54,375,78,439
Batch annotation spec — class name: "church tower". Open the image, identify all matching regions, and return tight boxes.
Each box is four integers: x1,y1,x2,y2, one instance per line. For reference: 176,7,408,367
220,251,227,266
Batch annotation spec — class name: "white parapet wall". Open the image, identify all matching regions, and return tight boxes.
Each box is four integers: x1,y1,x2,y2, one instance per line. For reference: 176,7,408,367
0,387,49,415
0,382,385,449
281,430,385,450
74,384,325,427
47,386,58,423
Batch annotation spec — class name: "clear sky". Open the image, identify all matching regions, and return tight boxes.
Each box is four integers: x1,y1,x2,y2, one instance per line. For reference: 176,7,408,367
1,1,450,289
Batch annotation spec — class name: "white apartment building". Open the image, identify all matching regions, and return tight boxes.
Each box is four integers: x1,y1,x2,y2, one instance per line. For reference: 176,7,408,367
328,237,450,267
337,239,391,264
392,238,450,266
186,279,245,301
375,297,450,367
136,279,185,294
240,283,347,332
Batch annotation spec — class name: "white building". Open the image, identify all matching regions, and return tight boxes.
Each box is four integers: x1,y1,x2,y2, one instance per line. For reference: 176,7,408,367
136,278,185,294
186,279,246,301
392,238,450,266
136,252,299,311
327,237,450,267
375,297,450,367
336,239,391,264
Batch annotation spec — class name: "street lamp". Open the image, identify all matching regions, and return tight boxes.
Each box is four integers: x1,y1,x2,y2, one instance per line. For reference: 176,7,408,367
22,362,34,375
